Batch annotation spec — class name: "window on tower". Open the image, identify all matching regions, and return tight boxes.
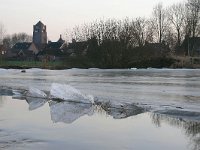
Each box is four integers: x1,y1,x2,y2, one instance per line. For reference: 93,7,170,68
35,26,40,32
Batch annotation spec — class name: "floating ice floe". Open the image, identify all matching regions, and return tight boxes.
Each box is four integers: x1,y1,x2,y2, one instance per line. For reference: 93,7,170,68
26,87,47,98
95,100,145,119
24,83,200,122
50,83,94,103
25,83,95,104
130,68,137,70
25,87,48,110
24,84,147,119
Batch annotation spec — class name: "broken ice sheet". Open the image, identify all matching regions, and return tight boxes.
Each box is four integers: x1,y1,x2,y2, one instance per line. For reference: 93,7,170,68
26,87,47,99
24,87,48,110
96,101,145,119
50,83,94,104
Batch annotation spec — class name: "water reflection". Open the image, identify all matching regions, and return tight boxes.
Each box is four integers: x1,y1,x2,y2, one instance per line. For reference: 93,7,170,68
22,97,200,150
2,95,200,150
151,113,200,150
0,135,44,149
0,88,13,96
10,91,200,150
96,101,145,119
24,95,147,124
49,101,94,124
26,97,47,111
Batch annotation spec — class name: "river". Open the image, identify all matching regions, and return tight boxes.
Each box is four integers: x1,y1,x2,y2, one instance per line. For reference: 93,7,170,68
0,68,199,150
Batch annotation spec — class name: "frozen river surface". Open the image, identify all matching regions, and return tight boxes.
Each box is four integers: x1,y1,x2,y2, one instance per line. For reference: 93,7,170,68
0,68,199,150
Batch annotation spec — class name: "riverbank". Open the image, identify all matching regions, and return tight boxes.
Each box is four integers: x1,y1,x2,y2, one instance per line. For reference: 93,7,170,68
0,60,66,70
0,56,200,69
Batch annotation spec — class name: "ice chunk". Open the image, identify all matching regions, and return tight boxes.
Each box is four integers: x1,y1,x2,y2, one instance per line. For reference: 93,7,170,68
95,100,144,119
26,87,47,98
50,83,93,103
130,68,137,70
49,101,94,124
107,104,144,119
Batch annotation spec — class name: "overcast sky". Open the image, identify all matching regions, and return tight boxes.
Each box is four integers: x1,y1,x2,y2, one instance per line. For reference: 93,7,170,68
0,0,184,41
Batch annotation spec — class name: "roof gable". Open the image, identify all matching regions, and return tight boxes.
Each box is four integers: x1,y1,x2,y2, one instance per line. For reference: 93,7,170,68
35,21,44,27
13,42,32,50
68,41,88,49
46,42,63,49
57,35,65,44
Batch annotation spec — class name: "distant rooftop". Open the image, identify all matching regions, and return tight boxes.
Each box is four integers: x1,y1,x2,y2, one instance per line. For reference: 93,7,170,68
13,42,32,50
35,21,45,26
57,35,65,43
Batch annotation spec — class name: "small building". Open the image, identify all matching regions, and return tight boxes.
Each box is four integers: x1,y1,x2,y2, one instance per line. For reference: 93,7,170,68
180,37,200,56
33,21,47,50
38,35,65,61
10,42,38,60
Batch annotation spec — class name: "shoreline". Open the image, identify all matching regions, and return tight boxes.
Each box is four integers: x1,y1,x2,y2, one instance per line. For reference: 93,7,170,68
0,56,200,70
0,66,200,70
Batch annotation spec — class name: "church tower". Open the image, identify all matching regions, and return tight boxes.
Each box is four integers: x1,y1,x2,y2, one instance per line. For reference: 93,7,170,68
33,21,47,47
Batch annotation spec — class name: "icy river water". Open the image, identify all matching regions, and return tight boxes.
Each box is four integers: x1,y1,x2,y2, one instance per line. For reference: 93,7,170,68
0,68,199,150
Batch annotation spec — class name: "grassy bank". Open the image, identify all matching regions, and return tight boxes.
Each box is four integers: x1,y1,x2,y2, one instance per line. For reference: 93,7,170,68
0,56,200,69
0,60,65,69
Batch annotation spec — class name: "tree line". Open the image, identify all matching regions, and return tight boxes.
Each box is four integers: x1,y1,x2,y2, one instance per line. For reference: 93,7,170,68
0,23,32,48
1,0,200,50
68,0,200,51
62,0,200,68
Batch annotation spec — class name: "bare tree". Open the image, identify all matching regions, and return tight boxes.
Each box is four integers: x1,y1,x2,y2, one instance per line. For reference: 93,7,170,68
11,33,32,45
167,3,186,46
0,23,6,45
163,27,176,51
118,18,131,46
2,35,12,48
3,33,32,48
186,0,200,37
130,17,148,47
71,26,84,42
152,3,168,43
145,18,156,43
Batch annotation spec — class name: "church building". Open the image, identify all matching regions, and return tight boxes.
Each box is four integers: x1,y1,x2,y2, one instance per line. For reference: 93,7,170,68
10,21,65,60
33,21,47,50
